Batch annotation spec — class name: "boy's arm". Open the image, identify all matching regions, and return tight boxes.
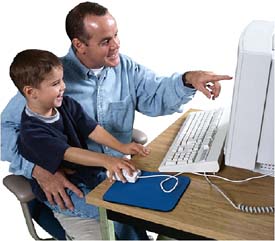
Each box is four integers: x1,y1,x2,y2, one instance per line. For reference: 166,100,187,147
64,146,136,183
64,146,110,167
88,125,124,152
63,97,149,156
88,125,149,156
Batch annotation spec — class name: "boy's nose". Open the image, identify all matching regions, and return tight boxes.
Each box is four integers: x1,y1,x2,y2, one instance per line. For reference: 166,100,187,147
61,80,66,90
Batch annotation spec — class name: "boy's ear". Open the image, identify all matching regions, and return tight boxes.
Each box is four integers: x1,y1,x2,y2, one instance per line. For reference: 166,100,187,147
23,86,37,99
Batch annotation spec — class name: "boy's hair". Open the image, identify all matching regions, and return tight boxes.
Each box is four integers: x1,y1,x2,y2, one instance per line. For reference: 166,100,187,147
10,49,62,96
65,2,108,44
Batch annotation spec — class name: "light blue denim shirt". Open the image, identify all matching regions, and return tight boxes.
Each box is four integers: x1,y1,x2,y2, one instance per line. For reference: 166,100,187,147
1,47,196,179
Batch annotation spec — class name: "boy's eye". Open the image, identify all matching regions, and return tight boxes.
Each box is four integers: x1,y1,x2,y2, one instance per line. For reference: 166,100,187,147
52,81,60,86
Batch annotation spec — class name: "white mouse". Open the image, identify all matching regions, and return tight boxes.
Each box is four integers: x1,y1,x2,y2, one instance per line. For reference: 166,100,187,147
106,169,141,183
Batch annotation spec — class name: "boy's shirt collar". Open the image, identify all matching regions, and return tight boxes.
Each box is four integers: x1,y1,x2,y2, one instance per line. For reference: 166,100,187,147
25,105,60,123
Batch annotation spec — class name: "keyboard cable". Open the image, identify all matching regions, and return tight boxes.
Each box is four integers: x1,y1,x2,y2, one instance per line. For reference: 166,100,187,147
174,171,274,214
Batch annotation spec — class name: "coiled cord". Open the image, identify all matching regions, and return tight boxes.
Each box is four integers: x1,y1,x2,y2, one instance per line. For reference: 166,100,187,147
237,204,274,214
203,173,274,214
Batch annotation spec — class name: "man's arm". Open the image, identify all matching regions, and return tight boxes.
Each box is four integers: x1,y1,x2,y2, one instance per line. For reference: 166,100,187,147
1,93,34,178
32,165,83,211
125,57,196,117
124,56,231,116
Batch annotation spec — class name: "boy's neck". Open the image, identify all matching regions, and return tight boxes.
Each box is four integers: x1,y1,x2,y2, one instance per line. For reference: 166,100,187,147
26,102,56,117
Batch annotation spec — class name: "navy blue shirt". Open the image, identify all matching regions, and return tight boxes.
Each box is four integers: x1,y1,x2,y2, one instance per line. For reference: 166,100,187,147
18,96,103,201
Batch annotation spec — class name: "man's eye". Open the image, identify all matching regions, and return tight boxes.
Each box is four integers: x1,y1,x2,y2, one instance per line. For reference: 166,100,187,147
101,40,109,46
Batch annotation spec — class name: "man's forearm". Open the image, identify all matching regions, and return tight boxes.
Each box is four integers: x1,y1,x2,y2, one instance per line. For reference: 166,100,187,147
32,165,53,183
9,157,35,179
1,122,34,179
1,93,33,178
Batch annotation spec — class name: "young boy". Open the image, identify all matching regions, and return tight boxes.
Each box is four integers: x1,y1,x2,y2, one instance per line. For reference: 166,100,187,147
9,49,150,239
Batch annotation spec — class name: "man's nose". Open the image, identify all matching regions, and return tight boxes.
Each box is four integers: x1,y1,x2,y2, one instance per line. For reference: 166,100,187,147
111,37,120,49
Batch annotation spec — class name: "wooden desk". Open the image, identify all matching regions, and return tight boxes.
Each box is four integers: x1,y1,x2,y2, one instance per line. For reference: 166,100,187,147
86,110,274,240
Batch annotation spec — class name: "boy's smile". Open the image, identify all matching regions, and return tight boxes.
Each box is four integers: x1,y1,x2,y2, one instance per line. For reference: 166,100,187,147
27,66,66,117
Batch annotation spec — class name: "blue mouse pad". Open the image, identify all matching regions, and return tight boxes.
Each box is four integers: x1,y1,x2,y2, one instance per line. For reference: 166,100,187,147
103,171,190,212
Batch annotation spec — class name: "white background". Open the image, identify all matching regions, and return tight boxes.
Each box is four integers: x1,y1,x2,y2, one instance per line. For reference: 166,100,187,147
0,0,274,240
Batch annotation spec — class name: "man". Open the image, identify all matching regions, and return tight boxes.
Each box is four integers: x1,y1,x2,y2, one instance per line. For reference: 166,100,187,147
1,1,232,239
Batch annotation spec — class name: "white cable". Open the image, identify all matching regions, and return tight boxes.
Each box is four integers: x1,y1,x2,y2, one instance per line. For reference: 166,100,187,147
203,172,274,214
135,170,274,211
174,171,273,183
203,174,239,210
171,171,274,213
138,175,179,193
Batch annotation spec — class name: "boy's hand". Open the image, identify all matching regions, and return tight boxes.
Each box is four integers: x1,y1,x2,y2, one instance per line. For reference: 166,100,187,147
122,142,150,156
106,157,137,183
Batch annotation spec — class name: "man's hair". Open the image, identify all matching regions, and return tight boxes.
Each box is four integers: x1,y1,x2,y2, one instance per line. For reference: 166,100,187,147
65,2,108,43
10,49,62,96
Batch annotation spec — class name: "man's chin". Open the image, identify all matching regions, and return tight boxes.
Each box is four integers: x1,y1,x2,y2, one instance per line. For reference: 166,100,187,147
106,57,120,67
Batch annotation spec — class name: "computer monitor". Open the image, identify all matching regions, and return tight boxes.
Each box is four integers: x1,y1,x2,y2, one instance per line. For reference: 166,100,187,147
224,20,274,174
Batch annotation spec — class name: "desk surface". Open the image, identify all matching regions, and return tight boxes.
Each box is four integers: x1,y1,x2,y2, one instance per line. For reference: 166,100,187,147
86,110,274,240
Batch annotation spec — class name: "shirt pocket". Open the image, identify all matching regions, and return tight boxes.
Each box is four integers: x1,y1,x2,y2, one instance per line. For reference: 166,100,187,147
107,95,134,133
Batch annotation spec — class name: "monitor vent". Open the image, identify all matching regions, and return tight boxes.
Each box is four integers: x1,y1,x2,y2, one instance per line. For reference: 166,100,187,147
256,162,274,171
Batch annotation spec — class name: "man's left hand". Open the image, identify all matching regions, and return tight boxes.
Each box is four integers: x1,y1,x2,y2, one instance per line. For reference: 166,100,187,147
183,71,232,99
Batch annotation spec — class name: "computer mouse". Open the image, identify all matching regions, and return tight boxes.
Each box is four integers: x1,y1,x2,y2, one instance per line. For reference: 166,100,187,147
106,169,141,183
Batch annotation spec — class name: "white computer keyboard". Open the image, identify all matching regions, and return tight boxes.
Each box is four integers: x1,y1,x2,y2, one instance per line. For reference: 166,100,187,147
158,108,230,173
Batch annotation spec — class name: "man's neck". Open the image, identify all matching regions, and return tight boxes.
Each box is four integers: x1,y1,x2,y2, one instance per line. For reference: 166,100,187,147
75,49,104,69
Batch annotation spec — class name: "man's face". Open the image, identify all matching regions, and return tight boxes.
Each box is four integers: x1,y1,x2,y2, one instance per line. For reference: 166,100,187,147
75,13,120,69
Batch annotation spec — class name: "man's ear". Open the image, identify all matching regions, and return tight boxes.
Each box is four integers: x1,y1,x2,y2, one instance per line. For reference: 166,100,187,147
23,86,37,99
72,38,86,54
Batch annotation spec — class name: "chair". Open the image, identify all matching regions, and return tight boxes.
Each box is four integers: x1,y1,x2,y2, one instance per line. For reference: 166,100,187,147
132,128,148,145
2,129,147,240
3,174,65,240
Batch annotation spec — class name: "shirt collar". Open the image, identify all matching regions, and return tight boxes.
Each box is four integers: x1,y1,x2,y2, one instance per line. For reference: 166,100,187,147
25,105,60,123
68,46,90,78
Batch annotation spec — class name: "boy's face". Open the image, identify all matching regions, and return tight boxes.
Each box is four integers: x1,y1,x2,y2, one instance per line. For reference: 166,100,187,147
32,67,65,113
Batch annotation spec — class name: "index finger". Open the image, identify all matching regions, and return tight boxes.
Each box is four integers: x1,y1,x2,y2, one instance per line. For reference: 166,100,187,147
209,75,232,82
121,158,136,171
64,180,83,198
140,146,150,156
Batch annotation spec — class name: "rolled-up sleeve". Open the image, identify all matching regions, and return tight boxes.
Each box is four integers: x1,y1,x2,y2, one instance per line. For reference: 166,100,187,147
1,92,34,179
120,55,196,117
